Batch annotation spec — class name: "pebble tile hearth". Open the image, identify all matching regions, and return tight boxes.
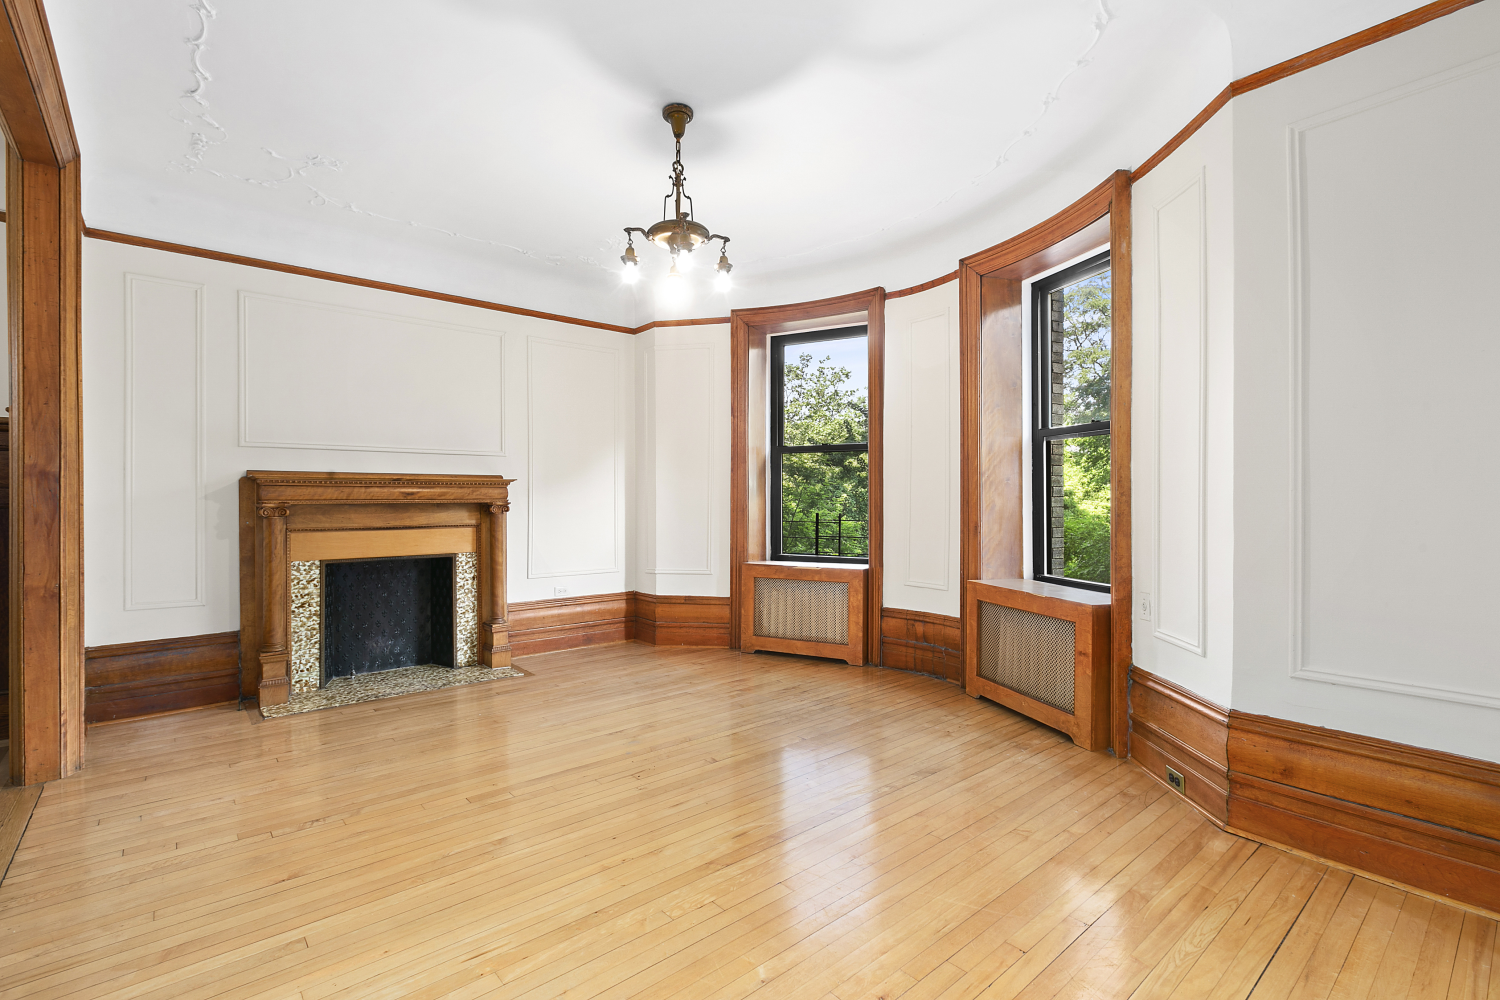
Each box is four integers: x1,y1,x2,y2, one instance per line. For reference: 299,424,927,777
259,663,524,718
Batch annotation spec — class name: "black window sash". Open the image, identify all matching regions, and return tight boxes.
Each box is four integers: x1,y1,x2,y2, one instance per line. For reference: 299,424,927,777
770,325,869,564
1031,252,1111,593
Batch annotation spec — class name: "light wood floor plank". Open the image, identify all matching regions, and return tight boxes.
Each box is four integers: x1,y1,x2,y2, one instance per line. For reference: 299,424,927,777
0,643,1491,1000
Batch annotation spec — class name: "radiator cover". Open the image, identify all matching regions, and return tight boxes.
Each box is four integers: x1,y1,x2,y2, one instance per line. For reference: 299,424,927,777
753,577,849,645
976,600,1075,713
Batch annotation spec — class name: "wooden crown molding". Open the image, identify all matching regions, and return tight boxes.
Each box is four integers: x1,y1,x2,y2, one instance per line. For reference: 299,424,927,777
632,317,730,334
0,0,77,166
731,286,885,333
887,271,959,299
1132,0,1484,181
83,228,640,334
961,176,1114,276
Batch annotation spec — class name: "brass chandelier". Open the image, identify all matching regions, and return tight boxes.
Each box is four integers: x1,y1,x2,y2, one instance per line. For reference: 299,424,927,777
620,103,733,293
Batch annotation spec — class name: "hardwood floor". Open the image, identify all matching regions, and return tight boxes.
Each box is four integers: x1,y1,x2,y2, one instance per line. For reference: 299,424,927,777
1,643,1495,999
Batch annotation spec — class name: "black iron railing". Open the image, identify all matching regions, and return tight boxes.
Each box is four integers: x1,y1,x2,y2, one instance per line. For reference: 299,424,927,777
781,515,868,558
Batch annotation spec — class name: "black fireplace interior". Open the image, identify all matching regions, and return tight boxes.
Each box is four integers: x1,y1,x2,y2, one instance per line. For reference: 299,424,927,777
323,555,455,681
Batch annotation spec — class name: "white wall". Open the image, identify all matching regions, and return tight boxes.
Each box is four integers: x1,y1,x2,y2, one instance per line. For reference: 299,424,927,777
1228,4,1500,760
0,220,7,414
633,323,732,598
1130,104,1237,709
882,283,962,617
83,239,636,646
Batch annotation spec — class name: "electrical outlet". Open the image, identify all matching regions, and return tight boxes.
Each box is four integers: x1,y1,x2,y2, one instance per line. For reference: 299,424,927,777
553,587,570,598
1139,592,1152,621
1165,765,1186,795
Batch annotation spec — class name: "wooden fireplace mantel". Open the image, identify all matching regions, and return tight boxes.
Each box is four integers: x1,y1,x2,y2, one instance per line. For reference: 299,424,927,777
238,471,516,707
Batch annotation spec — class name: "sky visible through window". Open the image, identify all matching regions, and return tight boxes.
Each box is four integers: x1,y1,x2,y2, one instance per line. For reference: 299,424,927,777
798,336,867,397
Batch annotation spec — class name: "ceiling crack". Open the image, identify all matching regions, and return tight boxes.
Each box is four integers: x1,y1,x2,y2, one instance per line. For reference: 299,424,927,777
165,0,600,270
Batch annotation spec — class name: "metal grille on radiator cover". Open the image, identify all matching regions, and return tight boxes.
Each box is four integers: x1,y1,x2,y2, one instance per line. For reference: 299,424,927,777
977,601,1075,713
753,578,849,645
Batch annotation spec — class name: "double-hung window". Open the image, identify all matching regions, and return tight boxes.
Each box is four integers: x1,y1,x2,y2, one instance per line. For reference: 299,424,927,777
770,326,869,563
1031,252,1111,591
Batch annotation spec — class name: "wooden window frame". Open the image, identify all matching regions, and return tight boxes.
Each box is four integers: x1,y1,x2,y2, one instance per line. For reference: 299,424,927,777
1030,250,1113,593
959,170,1132,754
730,289,885,661
769,324,871,565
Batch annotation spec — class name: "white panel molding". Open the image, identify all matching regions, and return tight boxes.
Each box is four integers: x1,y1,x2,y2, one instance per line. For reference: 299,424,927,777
526,336,620,579
646,343,715,576
123,273,207,610
904,308,952,591
238,292,505,456
1151,172,1207,656
1286,53,1500,708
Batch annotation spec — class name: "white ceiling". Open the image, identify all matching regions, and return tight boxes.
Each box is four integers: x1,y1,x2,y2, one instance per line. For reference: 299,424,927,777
48,0,1424,327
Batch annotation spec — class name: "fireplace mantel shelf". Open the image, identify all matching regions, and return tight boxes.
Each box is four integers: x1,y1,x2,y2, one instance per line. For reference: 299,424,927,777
240,471,516,708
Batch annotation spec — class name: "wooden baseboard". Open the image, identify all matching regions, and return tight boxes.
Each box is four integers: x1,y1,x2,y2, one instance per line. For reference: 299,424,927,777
1128,667,1229,824
1227,711,1500,913
508,591,732,656
880,608,961,682
508,592,636,656
1127,666,1500,913
84,632,242,724
634,594,730,648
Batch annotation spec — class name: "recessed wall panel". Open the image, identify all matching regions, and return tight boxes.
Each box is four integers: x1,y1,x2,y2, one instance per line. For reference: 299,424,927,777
125,274,204,609
906,312,951,590
240,293,504,455
653,345,713,575
1154,179,1206,654
1292,58,1500,707
528,338,619,578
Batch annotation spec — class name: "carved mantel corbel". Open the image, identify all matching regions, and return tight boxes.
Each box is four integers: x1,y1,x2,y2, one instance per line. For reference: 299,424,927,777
483,502,512,668
256,503,292,706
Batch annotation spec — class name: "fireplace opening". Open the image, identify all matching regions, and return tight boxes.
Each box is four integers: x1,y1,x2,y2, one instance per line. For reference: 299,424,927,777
323,555,456,681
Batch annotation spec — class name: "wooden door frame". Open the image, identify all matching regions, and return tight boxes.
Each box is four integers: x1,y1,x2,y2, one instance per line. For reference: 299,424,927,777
959,170,1132,754
1,0,86,785
729,288,885,662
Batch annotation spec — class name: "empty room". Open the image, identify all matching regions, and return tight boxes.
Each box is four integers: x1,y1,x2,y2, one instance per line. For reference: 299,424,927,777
1,1,1498,998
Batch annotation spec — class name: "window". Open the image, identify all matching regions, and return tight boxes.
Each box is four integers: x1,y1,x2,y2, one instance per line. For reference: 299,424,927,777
770,326,869,563
1032,252,1111,591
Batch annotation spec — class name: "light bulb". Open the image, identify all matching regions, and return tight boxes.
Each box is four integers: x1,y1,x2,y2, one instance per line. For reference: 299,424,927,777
714,270,732,293
621,262,640,285
658,260,690,304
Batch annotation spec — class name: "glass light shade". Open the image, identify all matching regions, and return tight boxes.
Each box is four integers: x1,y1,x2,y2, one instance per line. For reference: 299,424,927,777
714,271,732,293
621,262,641,284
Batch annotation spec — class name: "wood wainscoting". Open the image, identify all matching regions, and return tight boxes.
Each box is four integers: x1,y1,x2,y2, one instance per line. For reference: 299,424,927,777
84,632,241,724
508,593,636,657
634,594,731,648
508,592,731,657
1128,665,1500,914
1228,713,1500,915
879,608,961,683
1128,667,1230,825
